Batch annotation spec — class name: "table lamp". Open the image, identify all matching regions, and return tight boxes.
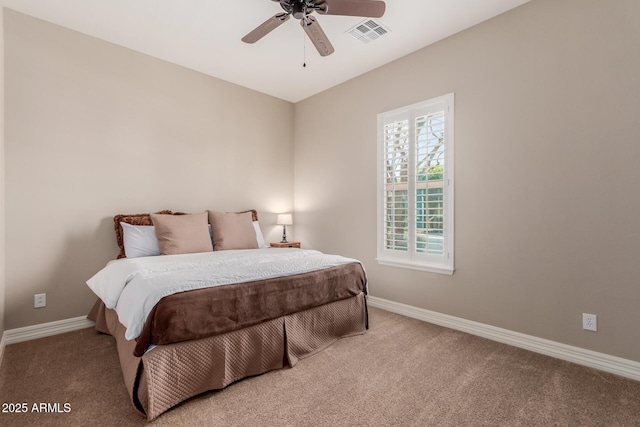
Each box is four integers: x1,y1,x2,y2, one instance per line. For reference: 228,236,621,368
276,214,293,243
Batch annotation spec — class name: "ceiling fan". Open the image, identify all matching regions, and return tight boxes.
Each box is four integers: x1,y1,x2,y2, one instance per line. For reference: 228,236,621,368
242,0,386,57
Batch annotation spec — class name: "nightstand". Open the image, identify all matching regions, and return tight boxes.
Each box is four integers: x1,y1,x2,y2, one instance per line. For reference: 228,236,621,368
270,242,301,248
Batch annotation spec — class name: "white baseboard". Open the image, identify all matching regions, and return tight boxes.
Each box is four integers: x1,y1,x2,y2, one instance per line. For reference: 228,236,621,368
2,316,95,346
367,296,640,382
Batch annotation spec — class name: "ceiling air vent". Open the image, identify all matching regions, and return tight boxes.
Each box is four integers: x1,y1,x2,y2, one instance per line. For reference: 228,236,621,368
346,19,390,44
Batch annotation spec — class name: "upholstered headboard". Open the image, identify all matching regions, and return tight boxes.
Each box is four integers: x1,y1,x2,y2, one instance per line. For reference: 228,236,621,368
114,209,258,259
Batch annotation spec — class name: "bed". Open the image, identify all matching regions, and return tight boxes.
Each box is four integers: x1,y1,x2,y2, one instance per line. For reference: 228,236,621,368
86,210,368,421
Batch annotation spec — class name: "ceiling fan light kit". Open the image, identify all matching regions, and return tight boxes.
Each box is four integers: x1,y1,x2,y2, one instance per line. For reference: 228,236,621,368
242,0,386,57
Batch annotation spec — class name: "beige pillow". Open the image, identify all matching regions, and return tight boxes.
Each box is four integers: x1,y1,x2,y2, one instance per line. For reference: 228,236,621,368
208,210,259,251
150,212,213,255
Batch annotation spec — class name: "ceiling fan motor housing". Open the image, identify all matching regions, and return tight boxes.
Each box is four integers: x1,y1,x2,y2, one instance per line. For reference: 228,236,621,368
280,0,321,19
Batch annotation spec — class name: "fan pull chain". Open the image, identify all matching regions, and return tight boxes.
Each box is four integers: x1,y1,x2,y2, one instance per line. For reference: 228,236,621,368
303,31,306,68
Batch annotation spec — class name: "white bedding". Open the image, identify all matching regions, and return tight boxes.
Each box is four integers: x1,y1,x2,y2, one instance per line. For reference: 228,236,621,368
86,248,360,340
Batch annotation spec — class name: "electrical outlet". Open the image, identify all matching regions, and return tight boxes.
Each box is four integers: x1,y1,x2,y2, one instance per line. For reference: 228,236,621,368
34,293,46,309
583,313,597,331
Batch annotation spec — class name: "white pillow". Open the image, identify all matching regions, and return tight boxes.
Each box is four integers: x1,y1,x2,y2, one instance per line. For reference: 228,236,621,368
253,221,266,249
120,222,160,258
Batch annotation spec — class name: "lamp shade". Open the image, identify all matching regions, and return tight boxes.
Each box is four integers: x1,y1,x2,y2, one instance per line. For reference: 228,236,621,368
276,214,293,226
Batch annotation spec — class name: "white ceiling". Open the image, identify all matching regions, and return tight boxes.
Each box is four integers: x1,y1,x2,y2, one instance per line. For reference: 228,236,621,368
0,0,530,102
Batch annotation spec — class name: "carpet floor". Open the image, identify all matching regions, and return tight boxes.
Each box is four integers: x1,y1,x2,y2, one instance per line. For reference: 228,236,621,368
1,307,640,426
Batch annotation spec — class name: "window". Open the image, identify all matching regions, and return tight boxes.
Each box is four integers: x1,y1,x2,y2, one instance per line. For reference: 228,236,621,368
377,93,454,275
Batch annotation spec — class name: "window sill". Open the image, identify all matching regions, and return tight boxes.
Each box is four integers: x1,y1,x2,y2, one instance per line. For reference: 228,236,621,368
376,257,454,276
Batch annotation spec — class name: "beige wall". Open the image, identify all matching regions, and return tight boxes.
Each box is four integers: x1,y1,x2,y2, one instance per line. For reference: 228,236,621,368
4,10,294,329
294,0,640,361
4,0,640,364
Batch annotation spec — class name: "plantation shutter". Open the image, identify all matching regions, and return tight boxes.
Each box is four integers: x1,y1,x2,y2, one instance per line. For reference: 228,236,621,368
415,110,445,255
377,94,454,274
382,117,410,252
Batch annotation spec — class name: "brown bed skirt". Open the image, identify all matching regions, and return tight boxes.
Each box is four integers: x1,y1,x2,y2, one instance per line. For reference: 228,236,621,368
90,293,367,421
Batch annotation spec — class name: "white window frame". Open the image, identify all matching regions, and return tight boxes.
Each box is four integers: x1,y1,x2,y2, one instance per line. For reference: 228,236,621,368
376,93,454,275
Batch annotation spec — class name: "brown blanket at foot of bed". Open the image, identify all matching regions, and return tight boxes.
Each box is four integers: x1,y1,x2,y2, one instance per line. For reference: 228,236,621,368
130,262,366,356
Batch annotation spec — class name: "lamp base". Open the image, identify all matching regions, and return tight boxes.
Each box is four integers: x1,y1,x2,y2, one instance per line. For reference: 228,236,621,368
280,225,288,243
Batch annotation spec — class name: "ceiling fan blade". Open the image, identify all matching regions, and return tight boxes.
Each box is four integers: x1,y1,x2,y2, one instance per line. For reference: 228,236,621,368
301,16,335,57
315,0,386,18
242,13,290,44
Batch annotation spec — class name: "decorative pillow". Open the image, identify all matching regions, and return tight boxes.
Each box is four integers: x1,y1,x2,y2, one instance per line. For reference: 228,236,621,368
208,210,259,251
120,222,160,258
114,210,258,257
151,212,213,255
114,210,173,259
